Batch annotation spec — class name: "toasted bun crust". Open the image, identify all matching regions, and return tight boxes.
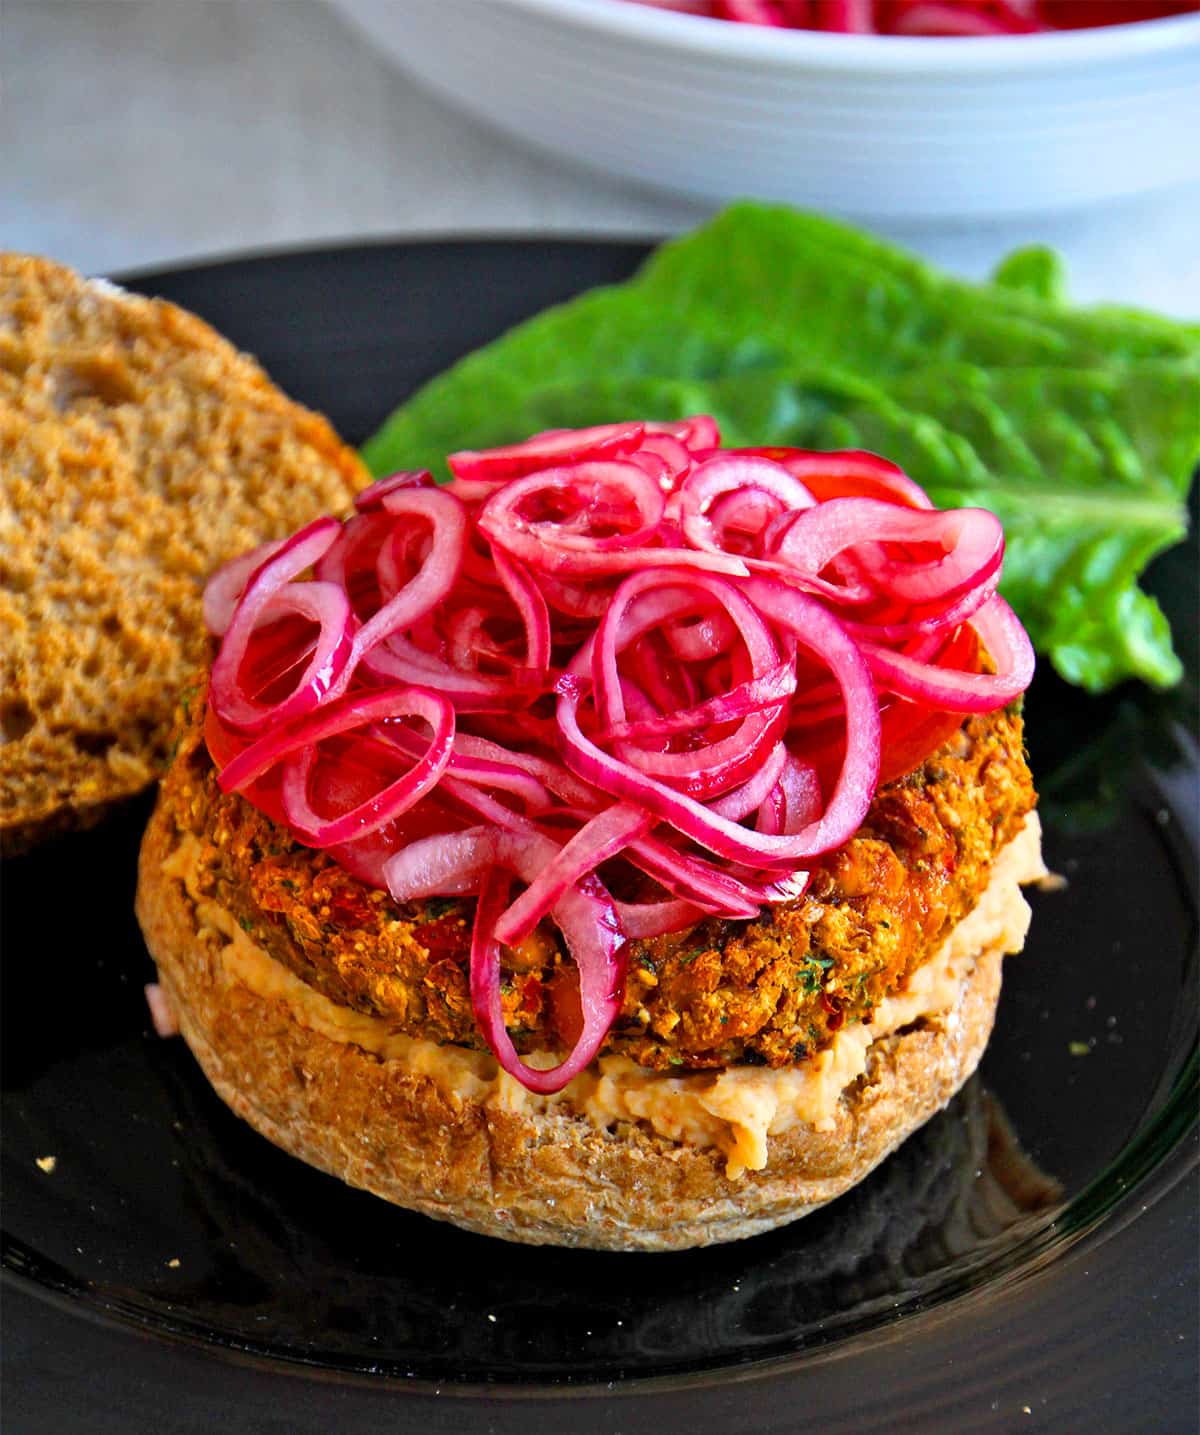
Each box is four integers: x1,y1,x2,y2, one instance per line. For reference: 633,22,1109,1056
137,799,1015,1252
0,255,369,853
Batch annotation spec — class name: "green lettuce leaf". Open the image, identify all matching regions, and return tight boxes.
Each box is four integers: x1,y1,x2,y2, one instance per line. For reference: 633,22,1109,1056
363,202,1199,692
991,246,1068,305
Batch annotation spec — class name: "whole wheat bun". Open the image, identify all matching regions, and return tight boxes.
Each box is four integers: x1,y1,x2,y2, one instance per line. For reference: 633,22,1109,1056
0,255,368,853
136,799,1032,1252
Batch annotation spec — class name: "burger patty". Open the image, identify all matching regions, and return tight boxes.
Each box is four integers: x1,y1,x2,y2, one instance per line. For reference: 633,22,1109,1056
159,686,1035,1074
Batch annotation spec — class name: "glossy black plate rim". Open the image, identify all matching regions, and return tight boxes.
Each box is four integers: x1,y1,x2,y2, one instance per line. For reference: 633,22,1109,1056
3,237,1198,1432
3,1046,1195,1402
3,750,1196,1395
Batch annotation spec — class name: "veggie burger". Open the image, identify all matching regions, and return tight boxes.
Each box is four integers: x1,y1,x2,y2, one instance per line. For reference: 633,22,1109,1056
136,419,1042,1250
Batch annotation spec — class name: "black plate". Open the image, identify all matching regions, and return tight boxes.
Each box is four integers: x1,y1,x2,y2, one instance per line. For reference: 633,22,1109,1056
2,240,1197,1434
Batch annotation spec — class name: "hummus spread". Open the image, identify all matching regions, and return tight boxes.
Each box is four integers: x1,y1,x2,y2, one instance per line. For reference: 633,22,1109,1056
163,815,1043,1178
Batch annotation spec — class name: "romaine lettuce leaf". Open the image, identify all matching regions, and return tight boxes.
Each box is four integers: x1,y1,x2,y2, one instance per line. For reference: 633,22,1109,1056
990,246,1068,305
363,203,1199,692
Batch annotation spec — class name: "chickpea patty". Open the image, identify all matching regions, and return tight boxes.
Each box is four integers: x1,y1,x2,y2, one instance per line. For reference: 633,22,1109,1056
158,685,1034,1074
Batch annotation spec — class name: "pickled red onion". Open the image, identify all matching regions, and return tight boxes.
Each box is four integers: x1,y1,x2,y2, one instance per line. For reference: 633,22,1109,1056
632,0,1196,35
202,417,1033,1094
208,519,353,735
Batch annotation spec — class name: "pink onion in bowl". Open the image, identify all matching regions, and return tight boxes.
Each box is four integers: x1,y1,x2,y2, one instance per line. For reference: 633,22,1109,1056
629,0,1195,33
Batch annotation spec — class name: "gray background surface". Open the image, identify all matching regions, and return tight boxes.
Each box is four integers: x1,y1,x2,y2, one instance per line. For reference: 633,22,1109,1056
5,0,1200,313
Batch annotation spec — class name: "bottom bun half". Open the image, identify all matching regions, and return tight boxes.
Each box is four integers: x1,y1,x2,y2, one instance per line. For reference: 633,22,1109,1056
136,804,1029,1252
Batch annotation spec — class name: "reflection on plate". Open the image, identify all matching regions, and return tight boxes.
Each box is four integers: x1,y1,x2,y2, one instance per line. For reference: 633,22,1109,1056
1,242,1196,1415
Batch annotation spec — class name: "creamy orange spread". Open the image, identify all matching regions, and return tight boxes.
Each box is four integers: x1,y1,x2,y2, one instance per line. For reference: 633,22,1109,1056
163,815,1043,1179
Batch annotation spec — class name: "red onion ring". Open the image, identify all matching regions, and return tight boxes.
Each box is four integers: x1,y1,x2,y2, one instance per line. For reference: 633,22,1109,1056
384,826,497,903
470,858,625,1096
353,469,434,511
773,499,1004,609
492,549,552,675
612,897,705,939
360,633,547,710
349,486,469,667
556,585,879,866
218,684,451,796
449,422,645,484
480,462,746,578
209,519,353,736
604,659,796,741
629,431,693,487
678,454,816,557
276,688,454,847
203,537,288,637
645,415,721,450
493,803,650,947
626,834,805,914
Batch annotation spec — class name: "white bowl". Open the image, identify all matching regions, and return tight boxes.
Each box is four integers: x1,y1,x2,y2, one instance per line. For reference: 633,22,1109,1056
329,0,1200,220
